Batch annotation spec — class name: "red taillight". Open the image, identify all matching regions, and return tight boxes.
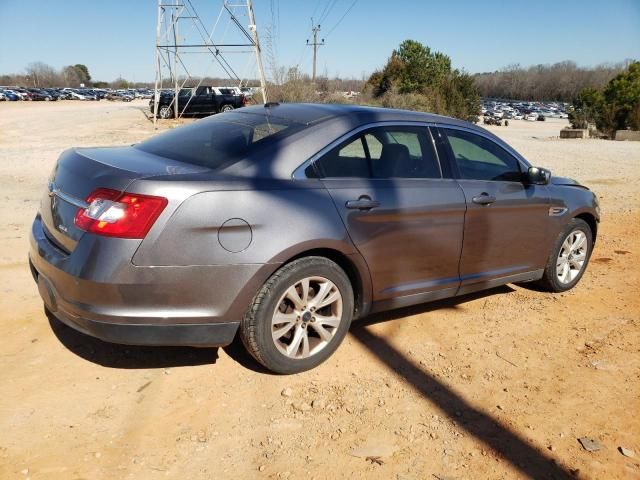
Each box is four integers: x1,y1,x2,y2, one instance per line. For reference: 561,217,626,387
75,188,167,239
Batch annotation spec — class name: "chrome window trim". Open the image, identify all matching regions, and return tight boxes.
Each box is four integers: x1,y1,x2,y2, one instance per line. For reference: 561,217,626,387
291,120,443,180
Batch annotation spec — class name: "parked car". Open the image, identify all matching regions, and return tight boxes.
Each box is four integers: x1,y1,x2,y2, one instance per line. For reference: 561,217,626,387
78,89,98,100
525,113,538,121
1,90,20,101
0,92,5,101
3,89,26,100
105,92,132,102
67,91,89,100
27,89,54,101
30,104,600,374
149,85,247,118
14,88,32,100
484,116,502,126
537,114,546,121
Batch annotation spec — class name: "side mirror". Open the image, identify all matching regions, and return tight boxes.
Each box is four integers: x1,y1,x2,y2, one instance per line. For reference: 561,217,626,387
527,166,551,185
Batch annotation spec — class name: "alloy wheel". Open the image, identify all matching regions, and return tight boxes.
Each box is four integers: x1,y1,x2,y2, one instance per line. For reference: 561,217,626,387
159,106,172,119
556,230,588,284
271,276,343,359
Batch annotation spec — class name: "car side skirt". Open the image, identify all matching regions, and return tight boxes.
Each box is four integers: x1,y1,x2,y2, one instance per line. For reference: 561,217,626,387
366,269,543,315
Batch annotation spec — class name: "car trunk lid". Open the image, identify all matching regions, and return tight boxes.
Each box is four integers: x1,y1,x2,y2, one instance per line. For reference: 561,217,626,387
40,146,210,252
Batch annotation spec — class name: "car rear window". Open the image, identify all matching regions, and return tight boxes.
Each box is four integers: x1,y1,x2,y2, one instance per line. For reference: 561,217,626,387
134,112,304,170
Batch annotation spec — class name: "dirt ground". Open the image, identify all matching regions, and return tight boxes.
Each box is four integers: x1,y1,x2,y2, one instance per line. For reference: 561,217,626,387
0,100,639,480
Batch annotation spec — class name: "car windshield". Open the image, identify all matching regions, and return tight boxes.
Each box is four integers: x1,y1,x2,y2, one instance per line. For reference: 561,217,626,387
134,111,306,171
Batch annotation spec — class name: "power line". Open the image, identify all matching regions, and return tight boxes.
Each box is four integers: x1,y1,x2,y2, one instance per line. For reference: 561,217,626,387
318,0,338,25
311,0,323,21
325,0,358,37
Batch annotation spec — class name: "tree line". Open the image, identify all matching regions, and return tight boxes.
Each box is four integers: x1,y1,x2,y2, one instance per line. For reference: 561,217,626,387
570,61,640,137
0,62,93,88
474,61,631,102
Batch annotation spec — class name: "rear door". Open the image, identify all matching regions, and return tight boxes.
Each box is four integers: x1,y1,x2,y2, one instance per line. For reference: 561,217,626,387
184,87,208,114
436,127,550,291
316,124,466,305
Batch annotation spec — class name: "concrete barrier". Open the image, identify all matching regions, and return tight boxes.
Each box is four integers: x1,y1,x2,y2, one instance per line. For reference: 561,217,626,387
615,130,640,141
560,129,589,139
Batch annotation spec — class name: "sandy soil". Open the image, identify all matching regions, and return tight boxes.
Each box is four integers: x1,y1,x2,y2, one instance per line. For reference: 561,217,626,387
0,101,639,480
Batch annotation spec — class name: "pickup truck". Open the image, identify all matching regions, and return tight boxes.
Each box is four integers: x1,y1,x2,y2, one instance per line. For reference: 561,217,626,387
150,86,247,119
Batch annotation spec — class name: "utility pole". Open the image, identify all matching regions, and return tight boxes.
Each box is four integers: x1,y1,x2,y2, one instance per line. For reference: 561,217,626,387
306,22,324,82
247,0,268,103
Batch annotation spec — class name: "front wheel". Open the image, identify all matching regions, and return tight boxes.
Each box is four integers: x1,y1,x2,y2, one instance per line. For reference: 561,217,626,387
240,257,354,374
537,218,593,292
220,104,234,112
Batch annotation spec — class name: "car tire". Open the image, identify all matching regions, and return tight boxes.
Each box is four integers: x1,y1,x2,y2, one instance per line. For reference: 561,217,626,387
537,218,593,293
220,104,234,112
158,105,173,119
240,256,354,374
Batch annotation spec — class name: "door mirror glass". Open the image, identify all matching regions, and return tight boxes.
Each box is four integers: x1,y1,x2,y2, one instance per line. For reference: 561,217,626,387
527,166,551,185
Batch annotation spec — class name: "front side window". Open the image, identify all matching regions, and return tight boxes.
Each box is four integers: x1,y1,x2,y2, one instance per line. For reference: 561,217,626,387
315,126,441,179
442,129,522,181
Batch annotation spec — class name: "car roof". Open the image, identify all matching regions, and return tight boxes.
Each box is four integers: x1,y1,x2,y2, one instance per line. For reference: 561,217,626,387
238,103,475,129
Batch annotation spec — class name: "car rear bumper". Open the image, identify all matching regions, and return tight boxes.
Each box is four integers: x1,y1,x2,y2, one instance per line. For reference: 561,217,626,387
30,214,274,347
42,297,239,347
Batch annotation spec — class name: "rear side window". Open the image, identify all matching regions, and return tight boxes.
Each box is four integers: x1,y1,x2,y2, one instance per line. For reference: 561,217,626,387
315,126,441,179
442,129,522,181
135,112,304,170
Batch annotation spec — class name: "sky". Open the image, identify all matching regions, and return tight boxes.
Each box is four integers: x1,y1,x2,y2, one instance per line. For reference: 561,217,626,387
0,0,639,83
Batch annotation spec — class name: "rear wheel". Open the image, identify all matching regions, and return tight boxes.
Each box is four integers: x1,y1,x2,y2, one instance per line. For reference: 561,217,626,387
158,105,173,119
220,104,234,112
240,257,354,374
537,218,593,292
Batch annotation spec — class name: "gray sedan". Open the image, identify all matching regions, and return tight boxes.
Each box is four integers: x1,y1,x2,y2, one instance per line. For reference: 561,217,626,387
30,103,599,373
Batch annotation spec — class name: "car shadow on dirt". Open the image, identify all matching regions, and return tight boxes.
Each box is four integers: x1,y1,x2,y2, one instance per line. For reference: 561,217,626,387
349,285,576,480
46,309,219,369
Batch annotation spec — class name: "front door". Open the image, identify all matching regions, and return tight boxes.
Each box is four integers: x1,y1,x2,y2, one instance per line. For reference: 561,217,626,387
437,127,550,292
315,125,466,306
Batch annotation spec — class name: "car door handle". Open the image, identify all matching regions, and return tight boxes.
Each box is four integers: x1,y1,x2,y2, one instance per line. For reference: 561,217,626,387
345,198,380,210
472,193,497,205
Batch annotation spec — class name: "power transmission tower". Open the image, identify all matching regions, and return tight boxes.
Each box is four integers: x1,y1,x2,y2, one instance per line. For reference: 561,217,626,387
246,1,268,104
153,0,268,127
306,22,324,82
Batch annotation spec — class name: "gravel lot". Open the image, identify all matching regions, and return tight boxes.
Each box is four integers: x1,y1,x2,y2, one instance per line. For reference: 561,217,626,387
1,100,639,479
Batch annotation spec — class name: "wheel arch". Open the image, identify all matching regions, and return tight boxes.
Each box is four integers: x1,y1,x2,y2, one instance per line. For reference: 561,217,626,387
574,212,598,243
283,248,371,320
